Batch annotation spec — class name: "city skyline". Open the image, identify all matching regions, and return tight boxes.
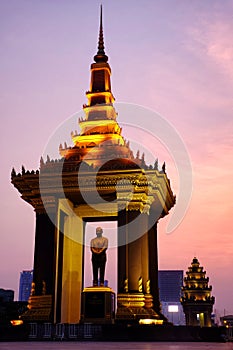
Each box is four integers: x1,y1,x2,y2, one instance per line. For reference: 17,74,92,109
1,0,233,318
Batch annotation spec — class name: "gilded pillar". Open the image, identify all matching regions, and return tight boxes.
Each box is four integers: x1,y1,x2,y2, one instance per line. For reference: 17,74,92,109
127,211,148,292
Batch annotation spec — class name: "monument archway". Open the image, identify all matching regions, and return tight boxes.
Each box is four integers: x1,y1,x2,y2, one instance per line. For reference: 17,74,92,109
54,199,119,324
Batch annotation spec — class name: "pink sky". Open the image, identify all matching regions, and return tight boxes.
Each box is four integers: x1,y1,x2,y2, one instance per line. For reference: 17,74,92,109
1,0,233,320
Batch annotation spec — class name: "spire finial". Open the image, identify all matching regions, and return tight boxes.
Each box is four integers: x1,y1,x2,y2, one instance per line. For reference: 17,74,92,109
98,4,104,54
94,5,108,63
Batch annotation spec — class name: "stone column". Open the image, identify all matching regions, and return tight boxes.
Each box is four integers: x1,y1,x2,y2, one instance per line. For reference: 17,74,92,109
117,209,127,292
55,210,66,323
148,216,160,313
33,212,56,296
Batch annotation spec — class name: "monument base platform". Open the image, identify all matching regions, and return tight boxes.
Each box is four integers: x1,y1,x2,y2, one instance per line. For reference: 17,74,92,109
81,286,115,324
116,292,161,323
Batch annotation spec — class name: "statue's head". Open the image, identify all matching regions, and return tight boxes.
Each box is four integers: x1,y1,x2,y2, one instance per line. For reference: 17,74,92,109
96,226,103,237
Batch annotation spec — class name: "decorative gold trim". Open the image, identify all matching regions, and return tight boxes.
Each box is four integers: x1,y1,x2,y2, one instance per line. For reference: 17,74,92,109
83,286,114,293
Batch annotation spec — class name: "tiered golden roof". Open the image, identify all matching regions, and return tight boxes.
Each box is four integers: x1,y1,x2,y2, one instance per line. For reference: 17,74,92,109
59,5,133,169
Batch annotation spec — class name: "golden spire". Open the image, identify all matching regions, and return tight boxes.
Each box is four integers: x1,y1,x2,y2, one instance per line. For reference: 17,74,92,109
94,5,108,63
61,5,134,166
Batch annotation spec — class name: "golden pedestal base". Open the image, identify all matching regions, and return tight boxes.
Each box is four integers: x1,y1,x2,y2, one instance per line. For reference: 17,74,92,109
116,292,159,321
20,295,52,322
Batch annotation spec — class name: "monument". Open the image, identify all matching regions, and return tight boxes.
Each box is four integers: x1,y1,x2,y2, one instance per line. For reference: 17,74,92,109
11,6,175,324
181,257,215,327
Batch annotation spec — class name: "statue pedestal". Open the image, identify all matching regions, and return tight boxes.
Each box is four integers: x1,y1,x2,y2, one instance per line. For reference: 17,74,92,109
81,287,115,324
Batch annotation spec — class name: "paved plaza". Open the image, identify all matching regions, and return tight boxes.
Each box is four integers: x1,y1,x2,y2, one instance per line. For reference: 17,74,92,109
0,342,232,350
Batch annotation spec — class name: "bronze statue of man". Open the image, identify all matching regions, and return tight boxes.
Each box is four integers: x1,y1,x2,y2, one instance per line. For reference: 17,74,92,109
90,227,108,287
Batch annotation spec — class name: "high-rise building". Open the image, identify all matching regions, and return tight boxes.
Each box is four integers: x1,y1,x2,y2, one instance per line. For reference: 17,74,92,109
0,288,14,302
0,289,28,324
18,270,33,301
158,270,185,325
158,270,183,301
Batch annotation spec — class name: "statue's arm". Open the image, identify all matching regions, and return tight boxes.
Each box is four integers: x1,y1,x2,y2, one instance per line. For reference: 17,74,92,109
91,247,106,254
90,237,108,254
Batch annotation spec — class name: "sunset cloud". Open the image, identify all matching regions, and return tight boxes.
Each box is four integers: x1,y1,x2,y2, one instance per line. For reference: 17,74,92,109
187,18,233,79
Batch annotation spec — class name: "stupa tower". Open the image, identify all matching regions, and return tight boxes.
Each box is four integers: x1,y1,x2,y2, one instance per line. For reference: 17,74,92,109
181,257,215,327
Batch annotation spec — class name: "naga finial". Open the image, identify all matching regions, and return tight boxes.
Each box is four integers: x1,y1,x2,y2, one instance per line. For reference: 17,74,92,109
138,276,143,293
146,280,150,294
30,282,35,296
124,278,128,293
42,280,46,295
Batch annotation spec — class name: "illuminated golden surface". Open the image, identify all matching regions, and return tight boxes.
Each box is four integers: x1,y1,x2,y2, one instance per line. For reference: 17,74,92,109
10,320,23,326
72,133,124,145
117,293,145,308
139,319,163,325
56,199,83,324
83,286,114,293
